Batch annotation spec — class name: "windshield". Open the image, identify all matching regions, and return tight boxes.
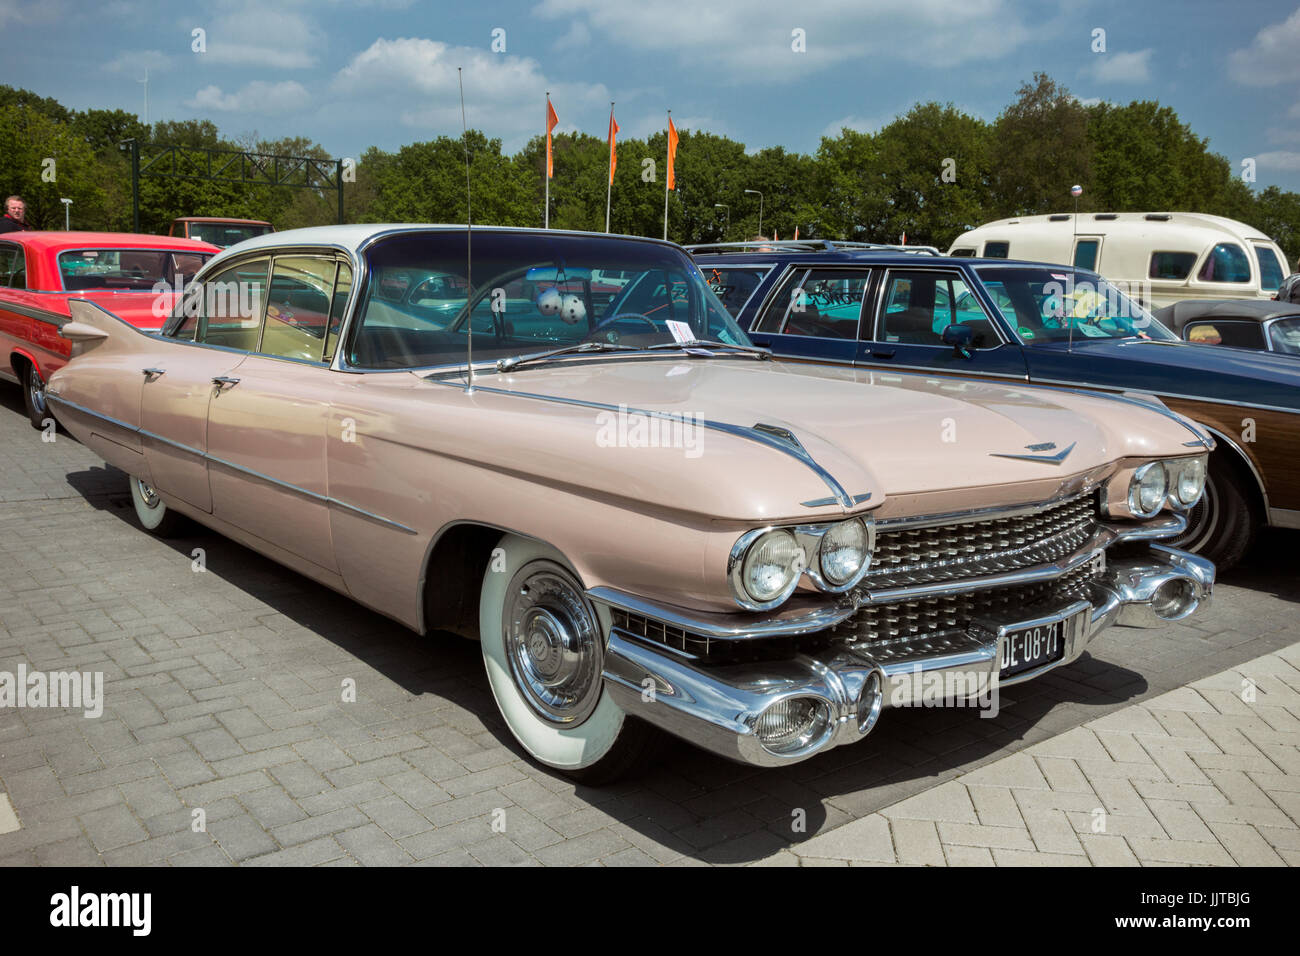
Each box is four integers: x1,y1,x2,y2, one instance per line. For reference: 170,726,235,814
347,231,751,370
187,223,272,247
59,249,213,291
974,266,1178,344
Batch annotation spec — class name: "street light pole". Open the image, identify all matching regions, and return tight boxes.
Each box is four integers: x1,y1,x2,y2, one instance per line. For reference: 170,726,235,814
60,198,72,231
744,188,764,238
714,203,729,239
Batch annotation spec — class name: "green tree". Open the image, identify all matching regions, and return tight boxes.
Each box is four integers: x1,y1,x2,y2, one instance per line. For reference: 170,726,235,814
990,73,1093,217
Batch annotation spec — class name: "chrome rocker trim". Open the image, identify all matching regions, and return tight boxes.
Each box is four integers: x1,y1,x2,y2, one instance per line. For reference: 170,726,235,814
601,544,1214,768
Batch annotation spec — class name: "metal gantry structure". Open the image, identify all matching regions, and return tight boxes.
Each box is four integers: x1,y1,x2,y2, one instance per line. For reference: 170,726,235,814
122,139,346,232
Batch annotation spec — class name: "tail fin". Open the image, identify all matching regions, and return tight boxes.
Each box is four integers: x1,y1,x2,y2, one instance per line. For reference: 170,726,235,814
63,299,153,358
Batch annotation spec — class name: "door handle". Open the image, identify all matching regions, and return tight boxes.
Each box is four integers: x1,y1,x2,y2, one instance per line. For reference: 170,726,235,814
141,367,165,377
211,376,241,387
870,348,896,359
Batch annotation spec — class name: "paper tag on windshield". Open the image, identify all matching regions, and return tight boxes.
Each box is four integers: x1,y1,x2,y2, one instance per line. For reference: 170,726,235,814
665,320,695,343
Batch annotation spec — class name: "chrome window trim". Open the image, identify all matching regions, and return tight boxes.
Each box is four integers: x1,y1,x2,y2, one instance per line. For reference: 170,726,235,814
44,392,416,535
772,264,875,339
255,252,341,364
871,265,1009,348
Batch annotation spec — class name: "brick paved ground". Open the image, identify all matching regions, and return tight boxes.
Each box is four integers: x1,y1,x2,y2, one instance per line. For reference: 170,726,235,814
0,383,1297,866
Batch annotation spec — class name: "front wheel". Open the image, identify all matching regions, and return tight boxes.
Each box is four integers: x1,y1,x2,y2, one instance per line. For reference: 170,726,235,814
21,361,49,430
478,533,659,783
129,475,185,537
1168,454,1256,571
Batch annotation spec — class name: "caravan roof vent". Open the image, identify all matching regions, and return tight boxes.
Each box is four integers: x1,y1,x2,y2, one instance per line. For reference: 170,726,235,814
1144,213,1172,222
1094,213,1118,221
1048,214,1071,222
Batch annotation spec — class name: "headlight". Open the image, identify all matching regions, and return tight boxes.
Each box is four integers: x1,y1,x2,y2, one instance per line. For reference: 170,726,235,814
1128,462,1168,518
1167,456,1207,508
731,529,805,609
819,518,870,588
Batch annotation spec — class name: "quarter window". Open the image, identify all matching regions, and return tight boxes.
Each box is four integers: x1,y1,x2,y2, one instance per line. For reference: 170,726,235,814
1197,243,1251,283
1149,251,1197,280
1184,320,1266,350
1268,316,1300,354
324,263,352,363
700,266,769,319
193,257,270,351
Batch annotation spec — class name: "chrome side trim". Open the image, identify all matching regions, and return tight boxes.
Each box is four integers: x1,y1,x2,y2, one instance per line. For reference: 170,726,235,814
435,380,857,508
45,392,417,535
802,491,871,508
0,299,70,327
1270,507,1300,530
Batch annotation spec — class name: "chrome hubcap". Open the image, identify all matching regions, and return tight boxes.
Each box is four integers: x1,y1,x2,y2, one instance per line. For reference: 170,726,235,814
136,478,161,509
28,373,45,414
503,561,602,725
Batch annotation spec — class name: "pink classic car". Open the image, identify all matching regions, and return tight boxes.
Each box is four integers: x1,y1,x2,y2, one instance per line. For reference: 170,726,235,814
0,230,218,427
47,225,1215,782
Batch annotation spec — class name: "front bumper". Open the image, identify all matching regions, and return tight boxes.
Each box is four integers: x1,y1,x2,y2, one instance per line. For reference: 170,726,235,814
599,544,1214,768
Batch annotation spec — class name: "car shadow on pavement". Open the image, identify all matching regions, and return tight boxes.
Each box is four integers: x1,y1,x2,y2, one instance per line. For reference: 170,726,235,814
55,456,1300,865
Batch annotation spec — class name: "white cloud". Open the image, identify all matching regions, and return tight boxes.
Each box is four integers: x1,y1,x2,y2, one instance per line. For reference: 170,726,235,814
1084,49,1153,84
187,81,311,114
331,38,609,145
104,50,173,74
552,19,591,50
1228,7,1300,86
532,0,1037,81
1255,150,1300,173
197,5,324,69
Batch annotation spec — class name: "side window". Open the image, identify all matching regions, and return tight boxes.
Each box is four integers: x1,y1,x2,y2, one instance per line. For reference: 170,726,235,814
950,247,976,257
195,257,269,351
877,271,997,348
754,268,809,332
780,268,871,339
700,266,769,319
260,256,336,361
0,244,14,287
1269,317,1300,354
1253,245,1285,292
983,241,1010,259
1185,320,1266,350
1149,251,1197,280
1197,243,1251,283
324,262,352,363
1073,239,1100,271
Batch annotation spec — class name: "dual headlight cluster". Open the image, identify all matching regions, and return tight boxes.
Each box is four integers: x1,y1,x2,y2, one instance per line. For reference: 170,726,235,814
729,518,874,611
1125,455,1208,518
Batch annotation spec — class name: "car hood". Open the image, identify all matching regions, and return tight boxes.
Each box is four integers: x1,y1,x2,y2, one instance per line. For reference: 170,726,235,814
1028,338,1300,410
422,355,1205,522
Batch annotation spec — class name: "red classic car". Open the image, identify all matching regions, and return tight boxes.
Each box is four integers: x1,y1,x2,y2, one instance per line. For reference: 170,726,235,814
0,231,218,427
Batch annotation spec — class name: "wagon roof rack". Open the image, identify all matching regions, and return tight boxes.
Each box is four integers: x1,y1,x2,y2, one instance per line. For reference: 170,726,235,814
683,239,942,256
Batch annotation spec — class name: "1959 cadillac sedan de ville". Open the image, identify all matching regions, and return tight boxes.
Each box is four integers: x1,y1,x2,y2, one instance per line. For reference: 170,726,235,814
47,225,1215,782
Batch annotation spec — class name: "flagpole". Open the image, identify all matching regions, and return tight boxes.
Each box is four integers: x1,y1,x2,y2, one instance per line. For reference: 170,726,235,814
663,109,670,240
606,102,614,233
544,92,550,230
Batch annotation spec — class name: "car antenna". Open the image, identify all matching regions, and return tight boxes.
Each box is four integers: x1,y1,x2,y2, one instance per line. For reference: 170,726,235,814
459,66,475,393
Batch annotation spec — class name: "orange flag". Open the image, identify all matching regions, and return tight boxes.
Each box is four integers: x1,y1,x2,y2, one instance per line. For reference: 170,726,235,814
608,107,619,184
545,97,559,178
666,116,679,190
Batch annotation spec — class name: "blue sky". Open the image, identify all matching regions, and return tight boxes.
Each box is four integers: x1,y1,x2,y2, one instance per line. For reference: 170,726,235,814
5,0,1300,193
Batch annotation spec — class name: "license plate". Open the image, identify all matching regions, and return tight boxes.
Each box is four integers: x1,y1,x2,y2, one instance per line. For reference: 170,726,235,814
999,619,1065,679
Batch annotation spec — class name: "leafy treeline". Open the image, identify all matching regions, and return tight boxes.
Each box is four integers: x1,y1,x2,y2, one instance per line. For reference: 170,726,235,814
4,75,1299,262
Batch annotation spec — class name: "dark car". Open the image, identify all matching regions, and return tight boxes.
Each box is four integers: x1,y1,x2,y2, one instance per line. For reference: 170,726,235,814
1156,299,1300,356
690,241,1300,569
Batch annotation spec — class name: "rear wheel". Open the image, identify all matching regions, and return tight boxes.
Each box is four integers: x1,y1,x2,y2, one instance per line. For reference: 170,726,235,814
478,533,659,784
20,361,49,430
129,475,185,537
1168,454,1255,571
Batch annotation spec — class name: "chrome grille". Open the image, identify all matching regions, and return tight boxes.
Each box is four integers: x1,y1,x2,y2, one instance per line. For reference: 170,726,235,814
866,494,1097,588
839,564,1099,647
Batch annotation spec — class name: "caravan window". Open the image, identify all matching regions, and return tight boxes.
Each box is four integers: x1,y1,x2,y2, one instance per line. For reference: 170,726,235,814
1254,245,1285,292
983,241,1010,259
1150,252,1197,280
1197,243,1251,283
1073,239,1100,271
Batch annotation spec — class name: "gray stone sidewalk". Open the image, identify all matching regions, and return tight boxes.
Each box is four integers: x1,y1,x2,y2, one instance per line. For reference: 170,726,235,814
757,641,1300,866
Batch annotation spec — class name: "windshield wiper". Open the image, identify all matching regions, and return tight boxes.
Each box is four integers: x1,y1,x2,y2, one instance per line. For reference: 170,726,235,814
495,341,640,372
643,339,772,359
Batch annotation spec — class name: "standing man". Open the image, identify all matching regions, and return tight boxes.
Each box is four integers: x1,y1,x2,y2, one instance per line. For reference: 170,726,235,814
0,196,31,233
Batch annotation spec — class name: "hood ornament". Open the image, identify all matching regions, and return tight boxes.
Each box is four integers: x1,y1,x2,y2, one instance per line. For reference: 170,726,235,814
990,441,1077,465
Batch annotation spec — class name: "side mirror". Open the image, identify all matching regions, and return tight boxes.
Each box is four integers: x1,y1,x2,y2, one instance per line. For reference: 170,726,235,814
941,322,973,358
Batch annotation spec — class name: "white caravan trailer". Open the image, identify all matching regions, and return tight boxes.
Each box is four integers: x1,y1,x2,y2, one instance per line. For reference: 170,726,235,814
947,212,1289,309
